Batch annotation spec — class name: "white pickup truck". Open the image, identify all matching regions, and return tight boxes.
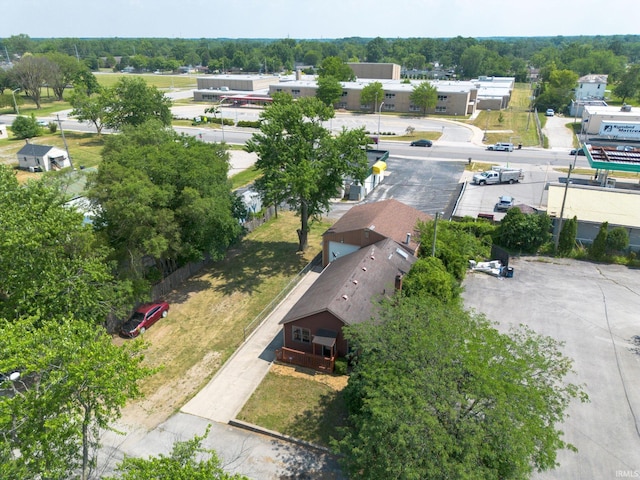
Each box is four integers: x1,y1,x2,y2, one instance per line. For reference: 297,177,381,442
472,167,523,185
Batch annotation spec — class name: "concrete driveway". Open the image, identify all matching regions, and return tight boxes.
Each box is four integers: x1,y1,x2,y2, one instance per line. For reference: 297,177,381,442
462,258,640,479
543,115,576,151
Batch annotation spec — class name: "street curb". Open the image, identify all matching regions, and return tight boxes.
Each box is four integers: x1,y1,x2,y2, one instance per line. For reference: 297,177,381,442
228,419,334,455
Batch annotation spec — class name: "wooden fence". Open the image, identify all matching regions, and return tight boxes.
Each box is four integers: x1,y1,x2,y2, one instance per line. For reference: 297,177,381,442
151,206,278,300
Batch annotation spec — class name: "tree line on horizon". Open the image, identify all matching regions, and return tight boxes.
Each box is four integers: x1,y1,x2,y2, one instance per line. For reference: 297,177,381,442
2,34,640,82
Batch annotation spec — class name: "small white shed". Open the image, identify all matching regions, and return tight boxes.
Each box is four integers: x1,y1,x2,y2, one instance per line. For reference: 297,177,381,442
16,143,71,172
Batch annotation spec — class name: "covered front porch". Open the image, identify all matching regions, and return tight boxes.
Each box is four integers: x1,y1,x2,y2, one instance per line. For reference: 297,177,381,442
276,328,337,372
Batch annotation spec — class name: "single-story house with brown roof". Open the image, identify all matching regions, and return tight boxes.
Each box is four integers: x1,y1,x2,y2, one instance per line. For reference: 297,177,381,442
322,198,431,267
277,237,417,371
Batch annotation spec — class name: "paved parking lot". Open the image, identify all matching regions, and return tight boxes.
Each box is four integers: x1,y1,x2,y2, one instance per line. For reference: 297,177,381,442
455,163,562,220
462,258,640,479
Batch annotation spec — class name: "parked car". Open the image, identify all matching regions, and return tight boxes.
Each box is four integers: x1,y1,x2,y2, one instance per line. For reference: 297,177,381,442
616,145,636,152
545,109,554,116
120,302,170,338
410,139,433,147
495,195,515,212
570,148,586,156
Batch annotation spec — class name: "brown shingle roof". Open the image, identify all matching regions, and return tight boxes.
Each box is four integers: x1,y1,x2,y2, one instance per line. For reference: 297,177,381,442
323,199,431,253
281,238,417,326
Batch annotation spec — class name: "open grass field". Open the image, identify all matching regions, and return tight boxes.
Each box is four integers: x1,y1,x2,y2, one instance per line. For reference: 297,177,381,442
117,211,333,428
474,83,541,147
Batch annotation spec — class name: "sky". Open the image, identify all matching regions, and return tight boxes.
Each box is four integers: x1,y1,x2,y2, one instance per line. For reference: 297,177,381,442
4,0,640,39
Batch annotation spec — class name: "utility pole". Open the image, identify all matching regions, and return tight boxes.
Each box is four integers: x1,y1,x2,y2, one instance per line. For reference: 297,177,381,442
57,114,75,171
554,165,572,252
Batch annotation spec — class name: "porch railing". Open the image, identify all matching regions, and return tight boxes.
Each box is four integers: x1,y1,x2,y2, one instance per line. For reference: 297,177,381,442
275,347,335,372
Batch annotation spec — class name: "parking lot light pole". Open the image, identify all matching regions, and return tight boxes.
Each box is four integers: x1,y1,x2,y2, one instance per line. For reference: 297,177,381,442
378,102,384,134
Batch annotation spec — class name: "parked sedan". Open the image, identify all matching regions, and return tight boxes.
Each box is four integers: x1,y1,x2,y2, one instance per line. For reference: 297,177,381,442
120,302,169,338
410,139,433,147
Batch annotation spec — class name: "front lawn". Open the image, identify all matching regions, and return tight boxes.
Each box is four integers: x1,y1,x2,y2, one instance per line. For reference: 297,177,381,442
237,365,349,447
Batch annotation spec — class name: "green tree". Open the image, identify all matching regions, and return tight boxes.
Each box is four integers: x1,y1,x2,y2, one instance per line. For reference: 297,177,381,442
494,208,552,253
402,256,457,302
245,93,369,251
589,221,608,260
359,81,384,113
459,45,487,79
419,218,493,281
557,215,578,256
410,81,438,115
403,53,426,70
606,226,629,254
69,88,111,134
10,114,40,139
9,54,54,109
105,426,248,480
336,296,587,479
613,64,640,103
45,52,81,101
73,68,101,96
536,68,579,112
366,37,388,63
88,121,241,278
0,165,131,323
318,56,355,81
0,316,151,480
103,77,172,131
316,75,343,106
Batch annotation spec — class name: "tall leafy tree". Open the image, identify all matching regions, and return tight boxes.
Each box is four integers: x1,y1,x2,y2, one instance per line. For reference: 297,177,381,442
102,77,172,130
318,56,355,81
105,426,248,480
0,315,151,480
335,296,587,479
359,81,384,113
494,208,552,253
316,75,343,106
45,52,81,101
9,54,54,108
0,166,130,323
410,81,438,115
69,87,111,134
613,64,640,103
88,121,241,277
245,93,369,251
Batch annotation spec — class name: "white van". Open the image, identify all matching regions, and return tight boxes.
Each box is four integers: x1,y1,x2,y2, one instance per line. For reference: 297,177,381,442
487,142,514,152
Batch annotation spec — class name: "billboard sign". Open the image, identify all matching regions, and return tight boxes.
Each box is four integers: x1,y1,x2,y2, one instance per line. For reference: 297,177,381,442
599,121,640,140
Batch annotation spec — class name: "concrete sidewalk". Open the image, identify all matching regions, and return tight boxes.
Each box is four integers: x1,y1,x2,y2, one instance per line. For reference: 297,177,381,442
181,266,322,423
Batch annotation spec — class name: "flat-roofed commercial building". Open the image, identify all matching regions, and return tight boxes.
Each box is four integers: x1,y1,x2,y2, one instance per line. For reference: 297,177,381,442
270,78,479,116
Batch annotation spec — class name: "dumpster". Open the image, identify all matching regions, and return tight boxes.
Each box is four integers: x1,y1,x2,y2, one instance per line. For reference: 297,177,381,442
505,266,514,278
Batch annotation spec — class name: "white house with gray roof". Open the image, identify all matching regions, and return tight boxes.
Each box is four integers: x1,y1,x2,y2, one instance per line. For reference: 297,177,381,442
17,143,70,172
